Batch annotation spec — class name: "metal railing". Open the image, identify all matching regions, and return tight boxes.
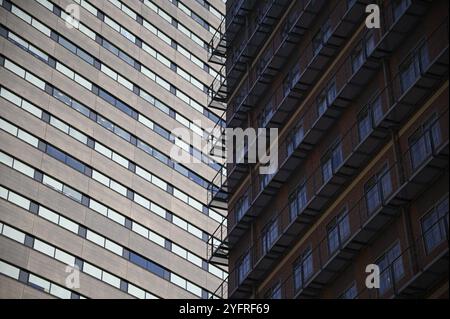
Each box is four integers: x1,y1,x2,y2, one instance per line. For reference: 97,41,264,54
215,107,448,297
225,11,447,234
225,0,432,182
274,207,449,299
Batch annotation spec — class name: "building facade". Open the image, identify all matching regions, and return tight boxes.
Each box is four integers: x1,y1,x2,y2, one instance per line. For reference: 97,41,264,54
208,0,449,298
0,0,228,298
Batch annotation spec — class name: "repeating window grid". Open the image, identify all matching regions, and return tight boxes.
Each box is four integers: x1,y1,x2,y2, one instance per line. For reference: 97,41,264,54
421,196,449,254
193,0,223,20
0,114,225,244
0,260,85,299
19,0,221,125
75,0,210,93
170,0,212,33
6,22,206,137
0,87,223,222
94,0,218,78
0,49,221,173
0,154,227,281
0,223,158,299
376,241,405,295
141,0,210,46
1,184,226,287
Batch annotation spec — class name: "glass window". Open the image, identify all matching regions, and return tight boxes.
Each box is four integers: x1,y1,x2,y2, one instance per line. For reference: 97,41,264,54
110,180,127,196
289,184,307,221
87,230,106,247
74,74,92,90
92,170,110,186
8,192,30,210
105,239,123,256
262,219,278,254
172,243,187,258
102,271,121,288
33,239,55,257
50,117,69,134
340,282,357,299
2,224,26,243
4,59,25,78
152,175,167,190
128,284,145,299
59,216,79,233
66,156,85,173
409,114,441,170
17,130,39,147
13,160,34,178
421,197,449,253
83,262,102,279
170,273,186,289
62,185,83,202
43,175,63,192
327,208,350,254
38,206,59,224
25,73,45,90
56,63,75,79
1,87,22,106
149,232,165,247
58,37,77,53
0,118,18,136
172,215,188,230
150,203,166,218
54,249,75,266
238,252,251,284
377,242,404,294
50,284,71,299
0,152,13,167
89,199,108,216
0,261,20,279
293,248,313,291
108,209,125,225
29,274,51,292
132,222,149,238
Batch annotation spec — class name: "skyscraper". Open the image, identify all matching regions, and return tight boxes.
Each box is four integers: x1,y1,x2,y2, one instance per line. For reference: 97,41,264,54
208,0,449,299
0,0,227,299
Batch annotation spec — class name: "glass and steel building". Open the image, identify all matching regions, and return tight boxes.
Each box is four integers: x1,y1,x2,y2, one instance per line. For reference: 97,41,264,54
207,0,449,298
0,0,228,298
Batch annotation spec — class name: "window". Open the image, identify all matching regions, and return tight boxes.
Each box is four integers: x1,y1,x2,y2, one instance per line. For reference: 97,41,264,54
265,282,282,299
352,42,364,73
358,96,383,140
421,197,449,253
400,42,429,93
365,164,392,214
3,224,26,243
377,242,404,294
289,182,307,221
259,100,274,127
321,141,343,183
313,19,332,55
409,114,441,170
317,79,336,116
327,208,350,254
235,193,250,223
393,0,411,20
237,252,251,284
288,120,305,154
262,219,278,254
293,247,313,291
340,282,357,299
